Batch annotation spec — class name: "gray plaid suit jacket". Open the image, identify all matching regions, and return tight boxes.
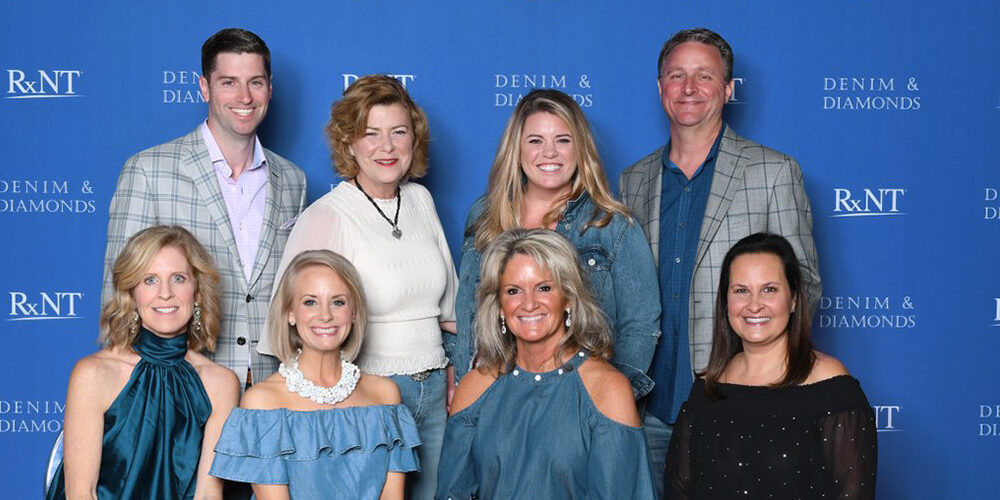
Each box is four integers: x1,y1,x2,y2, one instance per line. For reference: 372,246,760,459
102,127,306,386
619,125,821,373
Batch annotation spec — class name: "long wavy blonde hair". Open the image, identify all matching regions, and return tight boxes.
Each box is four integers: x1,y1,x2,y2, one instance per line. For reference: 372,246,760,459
469,89,629,252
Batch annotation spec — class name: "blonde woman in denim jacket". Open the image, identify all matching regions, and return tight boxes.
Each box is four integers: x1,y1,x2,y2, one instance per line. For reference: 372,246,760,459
450,89,660,398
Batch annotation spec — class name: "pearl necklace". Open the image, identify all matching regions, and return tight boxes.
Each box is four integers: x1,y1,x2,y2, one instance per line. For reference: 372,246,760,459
278,349,360,405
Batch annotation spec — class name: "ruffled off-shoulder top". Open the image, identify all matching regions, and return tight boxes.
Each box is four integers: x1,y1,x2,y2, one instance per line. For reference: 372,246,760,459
210,404,420,499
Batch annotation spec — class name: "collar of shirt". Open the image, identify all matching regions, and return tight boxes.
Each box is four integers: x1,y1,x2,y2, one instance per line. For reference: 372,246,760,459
660,124,726,180
199,121,267,179
561,191,590,223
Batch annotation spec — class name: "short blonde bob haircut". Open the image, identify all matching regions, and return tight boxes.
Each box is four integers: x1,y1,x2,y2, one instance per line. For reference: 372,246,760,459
470,89,630,252
99,225,221,353
265,250,368,363
475,228,613,374
325,75,430,182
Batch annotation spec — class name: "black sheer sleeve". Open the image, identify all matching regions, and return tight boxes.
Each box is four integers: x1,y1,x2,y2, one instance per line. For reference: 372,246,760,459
819,405,878,498
665,403,693,499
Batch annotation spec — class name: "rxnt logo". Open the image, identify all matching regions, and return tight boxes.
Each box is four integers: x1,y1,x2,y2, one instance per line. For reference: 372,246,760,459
7,292,83,320
6,69,82,99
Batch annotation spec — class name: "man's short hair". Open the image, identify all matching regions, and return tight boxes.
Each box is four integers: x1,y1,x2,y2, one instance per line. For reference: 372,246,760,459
201,28,271,81
657,28,734,82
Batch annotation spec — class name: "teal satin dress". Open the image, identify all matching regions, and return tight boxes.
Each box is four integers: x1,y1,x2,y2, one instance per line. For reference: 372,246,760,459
46,328,212,499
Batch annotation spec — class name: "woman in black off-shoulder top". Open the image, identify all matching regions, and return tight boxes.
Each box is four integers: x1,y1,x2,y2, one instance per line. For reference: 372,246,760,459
667,233,877,499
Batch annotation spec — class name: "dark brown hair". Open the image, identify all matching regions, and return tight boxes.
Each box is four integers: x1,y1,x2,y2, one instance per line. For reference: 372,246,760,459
201,28,271,81
702,233,814,399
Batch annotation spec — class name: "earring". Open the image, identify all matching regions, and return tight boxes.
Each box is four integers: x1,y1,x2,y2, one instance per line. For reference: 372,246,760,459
500,315,507,335
289,319,296,326
129,310,139,336
191,301,202,335
564,309,572,329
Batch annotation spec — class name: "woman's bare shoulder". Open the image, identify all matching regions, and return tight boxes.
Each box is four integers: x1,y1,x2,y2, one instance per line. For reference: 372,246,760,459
186,351,240,400
67,348,137,408
449,368,498,416
577,358,641,427
354,373,402,406
805,351,850,384
72,348,134,385
239,373,287,410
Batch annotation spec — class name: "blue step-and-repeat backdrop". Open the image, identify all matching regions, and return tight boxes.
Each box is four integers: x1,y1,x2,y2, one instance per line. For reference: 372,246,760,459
3,1,999,497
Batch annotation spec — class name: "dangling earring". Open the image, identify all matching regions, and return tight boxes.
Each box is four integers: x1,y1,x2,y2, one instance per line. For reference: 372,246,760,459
191,301,202,335
500,315,507,335
564,308,572,329
130,310,140,336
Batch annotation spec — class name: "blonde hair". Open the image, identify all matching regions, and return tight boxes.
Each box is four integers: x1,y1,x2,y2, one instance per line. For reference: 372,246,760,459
470,89,630,251
325,75,430,181
265,250,368,363
100,226,221,352
475,228,613,374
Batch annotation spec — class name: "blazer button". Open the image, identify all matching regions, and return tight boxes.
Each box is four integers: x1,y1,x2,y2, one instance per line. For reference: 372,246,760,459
245,294,253,303
237,337,247,346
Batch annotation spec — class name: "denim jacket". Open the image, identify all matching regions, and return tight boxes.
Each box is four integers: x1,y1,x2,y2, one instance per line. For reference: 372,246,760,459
450,193,661,398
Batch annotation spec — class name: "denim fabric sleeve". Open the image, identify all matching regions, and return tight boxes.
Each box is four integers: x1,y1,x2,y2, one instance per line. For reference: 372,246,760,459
607,220,661,399
587,417,657,499
435,408,480,500
452,199,486,384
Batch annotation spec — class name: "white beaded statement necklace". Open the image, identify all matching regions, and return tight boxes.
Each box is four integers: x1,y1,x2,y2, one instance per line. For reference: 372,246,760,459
278,349,360,406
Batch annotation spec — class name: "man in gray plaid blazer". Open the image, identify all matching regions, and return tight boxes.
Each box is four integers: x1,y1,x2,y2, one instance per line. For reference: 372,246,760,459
102,29,306,388
619,28,821,496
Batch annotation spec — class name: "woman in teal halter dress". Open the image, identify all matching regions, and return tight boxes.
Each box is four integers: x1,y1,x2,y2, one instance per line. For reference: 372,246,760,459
210,250,420,499
46,226,240,499
438,229,655,499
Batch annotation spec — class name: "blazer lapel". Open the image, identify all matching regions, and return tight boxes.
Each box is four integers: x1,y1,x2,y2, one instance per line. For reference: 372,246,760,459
249,152,283,287
643,153,663,262
180,129,243,280
695,126,743,266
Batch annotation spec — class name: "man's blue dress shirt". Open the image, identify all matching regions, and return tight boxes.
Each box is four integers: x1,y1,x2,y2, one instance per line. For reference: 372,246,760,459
646,127,724,424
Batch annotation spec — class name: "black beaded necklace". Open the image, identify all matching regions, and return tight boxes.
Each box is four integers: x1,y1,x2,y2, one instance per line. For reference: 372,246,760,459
353,178,402,239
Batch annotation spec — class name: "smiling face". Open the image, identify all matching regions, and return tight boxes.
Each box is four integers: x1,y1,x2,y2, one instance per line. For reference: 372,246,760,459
132,245,197,338
287,264,354,354
350,103,414,199
658,41,733,133
726,253,797,350
519,111,577,198
200,52,271,143
498,253,569,350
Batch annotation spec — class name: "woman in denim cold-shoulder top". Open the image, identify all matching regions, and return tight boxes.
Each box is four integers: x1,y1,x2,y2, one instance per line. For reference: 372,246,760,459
451,89,660,398
438,229,655,499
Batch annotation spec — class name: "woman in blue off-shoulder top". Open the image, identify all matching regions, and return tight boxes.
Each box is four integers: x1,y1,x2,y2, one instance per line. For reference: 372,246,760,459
210,250,420,499
437,229,655,500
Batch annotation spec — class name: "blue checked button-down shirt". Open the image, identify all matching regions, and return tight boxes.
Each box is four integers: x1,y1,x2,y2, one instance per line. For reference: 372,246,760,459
646,127,723,424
